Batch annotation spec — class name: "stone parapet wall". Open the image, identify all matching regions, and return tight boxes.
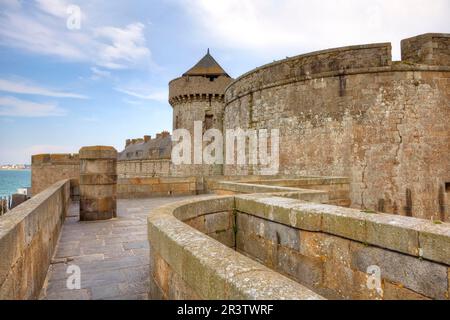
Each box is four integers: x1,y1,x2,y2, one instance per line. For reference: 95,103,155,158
208,176,350,207
0,179,71,299
225,43,392,102
31,154,80,199
235,194,450,300
169,76,232,105
148,194,450,300
169,164,223,178
118,176,198,199
117,159,171,178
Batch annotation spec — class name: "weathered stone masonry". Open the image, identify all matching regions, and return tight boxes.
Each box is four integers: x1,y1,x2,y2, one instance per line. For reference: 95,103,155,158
0,180,71,299
224,34,450,221
31,153,79,199
169,51,234,177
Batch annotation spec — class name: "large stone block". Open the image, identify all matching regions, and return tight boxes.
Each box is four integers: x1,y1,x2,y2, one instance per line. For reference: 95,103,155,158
351,245,448,299
418,223,450,265
153,252,171,295
204,211,233,233
320,205,367,243
168,271,200,300
383,281,429,300
365,214,422,256
207,229,235,248
322,261,373,300
236,231,276,267
276,246,323,290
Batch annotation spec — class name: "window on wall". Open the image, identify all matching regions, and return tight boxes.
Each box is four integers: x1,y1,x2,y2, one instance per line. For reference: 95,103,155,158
446,182,450,192
175,115,179,129
204,114,214,130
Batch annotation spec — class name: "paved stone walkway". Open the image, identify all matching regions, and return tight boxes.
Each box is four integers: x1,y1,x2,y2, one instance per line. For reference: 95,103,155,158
40,196,198,300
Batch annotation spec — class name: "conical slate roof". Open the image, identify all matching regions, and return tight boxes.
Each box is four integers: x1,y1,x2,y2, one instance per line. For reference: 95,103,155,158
183,49,229,77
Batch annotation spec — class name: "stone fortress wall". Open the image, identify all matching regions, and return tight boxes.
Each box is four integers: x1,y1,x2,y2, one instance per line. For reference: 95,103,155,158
31,154,80,199
18,33,450,301
223,33,450,221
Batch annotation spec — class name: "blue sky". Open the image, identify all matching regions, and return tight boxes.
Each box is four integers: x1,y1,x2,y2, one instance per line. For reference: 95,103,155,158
0,0,448,164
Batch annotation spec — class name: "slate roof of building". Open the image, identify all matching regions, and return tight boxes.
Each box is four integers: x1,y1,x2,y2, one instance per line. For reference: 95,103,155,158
118,135,172,161
183,49,229,77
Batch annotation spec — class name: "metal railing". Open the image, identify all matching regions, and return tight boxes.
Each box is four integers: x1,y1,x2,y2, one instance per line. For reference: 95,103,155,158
0,195,11,216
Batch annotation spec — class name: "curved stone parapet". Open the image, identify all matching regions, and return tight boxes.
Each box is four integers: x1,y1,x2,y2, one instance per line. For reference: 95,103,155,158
31,153,79,197
224,43,393,102
147,196,325,300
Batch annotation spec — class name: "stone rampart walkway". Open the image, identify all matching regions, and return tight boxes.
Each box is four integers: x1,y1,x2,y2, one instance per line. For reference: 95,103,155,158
40,196,198,300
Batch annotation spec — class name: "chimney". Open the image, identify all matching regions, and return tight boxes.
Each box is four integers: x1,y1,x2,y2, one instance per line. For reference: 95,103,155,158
144,135,151,142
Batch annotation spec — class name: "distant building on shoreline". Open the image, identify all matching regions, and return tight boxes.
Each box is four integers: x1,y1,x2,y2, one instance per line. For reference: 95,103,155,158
0,164,31,170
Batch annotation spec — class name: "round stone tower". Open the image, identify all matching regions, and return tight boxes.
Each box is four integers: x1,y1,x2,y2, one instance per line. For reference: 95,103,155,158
169,49,233,177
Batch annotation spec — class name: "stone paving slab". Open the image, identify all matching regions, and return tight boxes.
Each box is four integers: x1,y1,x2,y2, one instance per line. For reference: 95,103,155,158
40,196,198,300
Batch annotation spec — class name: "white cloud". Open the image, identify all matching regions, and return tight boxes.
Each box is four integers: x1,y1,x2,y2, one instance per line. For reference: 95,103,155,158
0,78,88,98
0,96,66,117
0,9,90,60
115,87,168,103
95,23,151,70
35,0,72,18
181,0,450,60
0,0,151,69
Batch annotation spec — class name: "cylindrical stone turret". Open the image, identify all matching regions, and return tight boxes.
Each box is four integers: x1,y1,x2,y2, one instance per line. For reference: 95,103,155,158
79,146,117,221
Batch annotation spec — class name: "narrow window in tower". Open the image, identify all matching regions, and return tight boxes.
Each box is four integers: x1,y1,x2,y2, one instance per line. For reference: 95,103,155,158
175,115,179,129
205,114,213,130
445,182,450,192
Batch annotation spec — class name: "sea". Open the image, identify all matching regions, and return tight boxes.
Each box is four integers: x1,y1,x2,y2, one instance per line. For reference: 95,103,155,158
0,170,31,197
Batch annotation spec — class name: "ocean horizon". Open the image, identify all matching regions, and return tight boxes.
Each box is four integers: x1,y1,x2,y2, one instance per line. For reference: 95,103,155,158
0,170,31,197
